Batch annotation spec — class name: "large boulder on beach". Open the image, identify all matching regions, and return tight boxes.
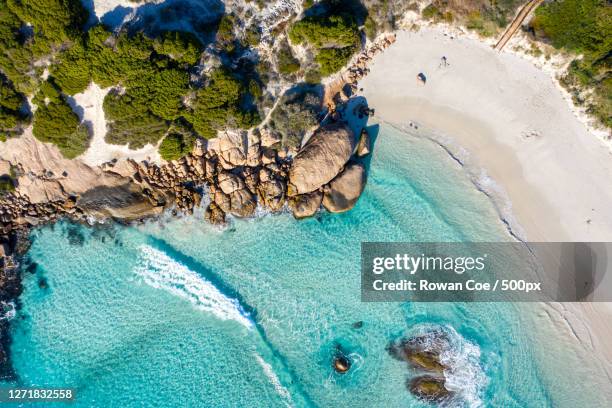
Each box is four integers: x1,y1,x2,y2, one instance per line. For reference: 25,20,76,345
288,191,323,219
322,162,366,213
288,123,356,195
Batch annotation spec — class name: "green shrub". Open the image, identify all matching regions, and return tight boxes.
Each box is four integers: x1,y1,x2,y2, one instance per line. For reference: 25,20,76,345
288,11,360,77
0,175,15,193
186,69,261,138
0,0,88,94
277,42,300,75
270,88,321,148
32,81,90,158
289,14,359,48
103,89,169,149
364,16,378,41
304,69,322,84
159,132,194,161
216,14,236,52
243,26,261,48
422,4,442,20
153,31,202,65
533,0,611,128
51,42,91,95
0,74,29,139
316,46,356,76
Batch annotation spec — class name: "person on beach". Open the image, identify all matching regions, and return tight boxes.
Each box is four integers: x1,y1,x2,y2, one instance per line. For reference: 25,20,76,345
439,56,449,68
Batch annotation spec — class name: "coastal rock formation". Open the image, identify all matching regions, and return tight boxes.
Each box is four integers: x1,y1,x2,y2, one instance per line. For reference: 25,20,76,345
322,162,366,213
288,191,323,219
388,330,454,404
288,123,356,195
204,202,226,225
408,376,453,403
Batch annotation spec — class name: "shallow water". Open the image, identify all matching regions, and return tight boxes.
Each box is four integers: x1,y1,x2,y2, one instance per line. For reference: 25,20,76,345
5,125,592,407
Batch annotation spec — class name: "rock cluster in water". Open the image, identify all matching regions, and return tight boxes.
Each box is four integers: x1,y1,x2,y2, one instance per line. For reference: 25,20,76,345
387,331,454,404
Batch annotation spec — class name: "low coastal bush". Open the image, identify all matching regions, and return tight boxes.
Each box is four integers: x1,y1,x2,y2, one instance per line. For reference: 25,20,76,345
159,133,193,161
32,81,90,159
316,46,356,76
277,42,301,75
186,69,261,139
153,31,202,66
0,175,15,193
270,88,321,148
532,0,611,128
0,75,29,140
288,10,360,78
103,89,169,149
0,0,87,94
420,1,522,36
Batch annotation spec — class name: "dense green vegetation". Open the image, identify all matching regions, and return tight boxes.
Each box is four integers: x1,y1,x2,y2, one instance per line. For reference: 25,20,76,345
315,46,356,76
159,122,197,161
186,68,261,139
289,10,360,77
0,74,28,141
0,0,87,94
32,80,90,158
153,31,202,66
532,0,611,128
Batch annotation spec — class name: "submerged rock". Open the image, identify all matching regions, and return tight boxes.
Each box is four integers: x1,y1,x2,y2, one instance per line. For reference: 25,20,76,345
288,123,356,195
408,376,452,403
322,162,366,213
333,354,351,374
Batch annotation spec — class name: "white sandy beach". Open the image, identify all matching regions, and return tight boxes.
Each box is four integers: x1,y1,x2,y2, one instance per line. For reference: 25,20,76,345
360,27,612,392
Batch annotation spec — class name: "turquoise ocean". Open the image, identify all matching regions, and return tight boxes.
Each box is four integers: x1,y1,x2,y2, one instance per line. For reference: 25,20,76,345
4,125,601,407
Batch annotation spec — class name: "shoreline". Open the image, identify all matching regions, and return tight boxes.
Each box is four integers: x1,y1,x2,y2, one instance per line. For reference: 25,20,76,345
360,28,612,243
359,27,612,391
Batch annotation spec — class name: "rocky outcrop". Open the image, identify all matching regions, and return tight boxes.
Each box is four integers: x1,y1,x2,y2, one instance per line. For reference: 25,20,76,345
322,162,366,213
388,330,456,404
288,191,323,219
288,123,356,195
408,376,453,403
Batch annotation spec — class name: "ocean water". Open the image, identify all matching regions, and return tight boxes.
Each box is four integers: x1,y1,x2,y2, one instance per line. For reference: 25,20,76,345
5,125,589,407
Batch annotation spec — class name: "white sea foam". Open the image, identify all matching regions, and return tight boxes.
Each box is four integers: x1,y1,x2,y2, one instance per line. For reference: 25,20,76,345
134,245,253,328
254,354,294,408
410,324,487,408
0,301,16,321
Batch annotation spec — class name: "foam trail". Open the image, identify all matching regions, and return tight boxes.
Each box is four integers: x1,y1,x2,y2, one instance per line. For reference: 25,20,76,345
134,245,254,328
254,354,294,408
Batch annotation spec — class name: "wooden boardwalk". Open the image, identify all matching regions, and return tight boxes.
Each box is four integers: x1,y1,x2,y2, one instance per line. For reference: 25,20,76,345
495,0,544,51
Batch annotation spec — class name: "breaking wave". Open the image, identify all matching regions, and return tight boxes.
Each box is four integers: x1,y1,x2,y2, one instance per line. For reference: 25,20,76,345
254,353,294,408
133,245,253,328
